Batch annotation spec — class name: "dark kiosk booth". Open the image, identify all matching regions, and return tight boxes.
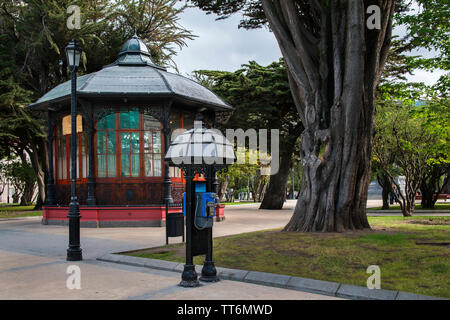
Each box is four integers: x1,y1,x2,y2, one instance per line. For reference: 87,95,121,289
28,35,232,227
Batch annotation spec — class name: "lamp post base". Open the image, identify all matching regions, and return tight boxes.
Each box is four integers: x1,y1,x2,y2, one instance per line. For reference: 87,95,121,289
200,260,219,282
67,248,82,261
179,264,199,287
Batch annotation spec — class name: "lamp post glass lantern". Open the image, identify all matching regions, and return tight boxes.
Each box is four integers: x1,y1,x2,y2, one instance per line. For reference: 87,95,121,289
66,39,82,261
65,40,82,70
165,117,235,287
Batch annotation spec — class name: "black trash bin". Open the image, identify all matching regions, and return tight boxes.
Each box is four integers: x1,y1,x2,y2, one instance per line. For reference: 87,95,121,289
166,203,184,244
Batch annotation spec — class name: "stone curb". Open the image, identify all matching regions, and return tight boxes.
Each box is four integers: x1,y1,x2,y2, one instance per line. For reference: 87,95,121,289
97,253,446,300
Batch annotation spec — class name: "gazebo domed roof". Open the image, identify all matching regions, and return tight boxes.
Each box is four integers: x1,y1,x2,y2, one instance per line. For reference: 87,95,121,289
119,34,150,56
28,35,232,111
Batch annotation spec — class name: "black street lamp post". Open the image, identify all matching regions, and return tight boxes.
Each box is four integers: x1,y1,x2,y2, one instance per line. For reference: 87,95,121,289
165,115,235,287
66,39,83,261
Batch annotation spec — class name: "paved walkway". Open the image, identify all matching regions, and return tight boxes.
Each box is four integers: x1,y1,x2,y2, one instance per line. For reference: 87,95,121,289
0,200,338,300
1,199,447,300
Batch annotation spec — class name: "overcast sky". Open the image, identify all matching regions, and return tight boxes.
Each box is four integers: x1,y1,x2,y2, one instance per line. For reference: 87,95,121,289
170,6,445,86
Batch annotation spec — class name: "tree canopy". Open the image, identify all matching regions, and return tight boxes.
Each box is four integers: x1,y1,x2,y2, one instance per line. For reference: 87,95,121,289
194,59,303,209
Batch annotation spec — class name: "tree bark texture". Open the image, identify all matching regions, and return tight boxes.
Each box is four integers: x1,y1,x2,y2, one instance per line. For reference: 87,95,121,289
260,151,292,209
218,179,229,202
420,166,449,209
262,0,395,231
377,172,391,210
28,139,46,210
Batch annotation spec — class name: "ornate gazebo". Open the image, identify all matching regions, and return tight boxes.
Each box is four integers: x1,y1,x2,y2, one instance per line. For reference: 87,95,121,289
28,35,232,227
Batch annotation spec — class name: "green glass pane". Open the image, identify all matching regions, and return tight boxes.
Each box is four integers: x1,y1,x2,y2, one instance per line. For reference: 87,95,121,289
120,109,129,129
131,132,140,153
97,131,106,154
107,155,116,177
107,132,115,154
121,132,130,154
131,154,139,177
97,155,106,177
129,108,139,129
144,153,152,176
121,154,130,177
105,113,116,130
153,132,161,153
97,117,105,130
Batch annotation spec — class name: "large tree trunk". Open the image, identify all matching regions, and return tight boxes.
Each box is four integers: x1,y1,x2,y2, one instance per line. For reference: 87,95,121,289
396,186,415,217
420,186,435,209
218,179,229,202
259,152,292,209
20,182,35,205
420,166,448,209
12,192,20,204
377,173,391,210
28,139,46,210
255,179,267,202
262,0,395,231
390,176,415,217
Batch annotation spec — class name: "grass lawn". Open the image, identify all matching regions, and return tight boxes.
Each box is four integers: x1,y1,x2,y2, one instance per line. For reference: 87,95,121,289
0,204,42,218
125,216,450,298
367,203,450,210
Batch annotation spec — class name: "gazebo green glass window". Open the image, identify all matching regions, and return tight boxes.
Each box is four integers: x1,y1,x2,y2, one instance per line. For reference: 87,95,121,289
143,112,161,177
121,132,140,177
120,107,140,177
120,107,139,129
97,111,116,177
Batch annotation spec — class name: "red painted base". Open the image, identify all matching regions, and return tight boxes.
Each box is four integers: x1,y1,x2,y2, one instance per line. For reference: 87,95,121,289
42,204,226,227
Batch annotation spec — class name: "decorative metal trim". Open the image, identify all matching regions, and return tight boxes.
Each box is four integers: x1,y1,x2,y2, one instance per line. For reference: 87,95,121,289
94,107,114,123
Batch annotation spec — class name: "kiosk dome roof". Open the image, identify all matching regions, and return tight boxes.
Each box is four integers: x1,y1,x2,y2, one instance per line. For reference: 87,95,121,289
28,35,232,111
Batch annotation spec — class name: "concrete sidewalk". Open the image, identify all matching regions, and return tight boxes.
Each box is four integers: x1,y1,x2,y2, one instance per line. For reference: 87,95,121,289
0,250,338,300
0,199,447,300
0,200,340,300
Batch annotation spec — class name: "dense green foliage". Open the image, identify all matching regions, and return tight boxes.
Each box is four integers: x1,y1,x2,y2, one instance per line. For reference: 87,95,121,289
373,84,449,215
195,60,303,207
0,160,37,205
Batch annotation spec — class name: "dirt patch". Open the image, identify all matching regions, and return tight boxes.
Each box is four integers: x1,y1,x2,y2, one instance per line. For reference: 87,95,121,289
415,241,450,247
408,219,450,226
282,227,398,238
